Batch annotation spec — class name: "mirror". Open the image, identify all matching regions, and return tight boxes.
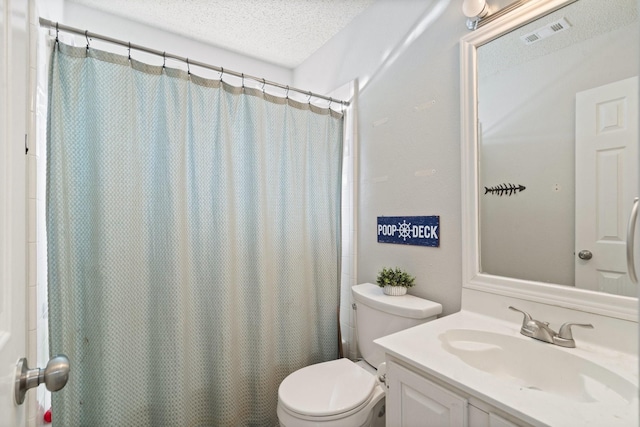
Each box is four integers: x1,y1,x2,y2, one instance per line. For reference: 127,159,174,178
478,0,638,294
461,0,638,321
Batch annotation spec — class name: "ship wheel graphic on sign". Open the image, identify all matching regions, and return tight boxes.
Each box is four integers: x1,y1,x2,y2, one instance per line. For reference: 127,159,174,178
398,220,412,241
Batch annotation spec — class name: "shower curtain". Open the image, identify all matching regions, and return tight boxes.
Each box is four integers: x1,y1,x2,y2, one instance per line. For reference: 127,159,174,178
47,42,343,426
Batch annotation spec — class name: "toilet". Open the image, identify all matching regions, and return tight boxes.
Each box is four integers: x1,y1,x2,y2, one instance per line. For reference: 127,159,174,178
277,282,442,426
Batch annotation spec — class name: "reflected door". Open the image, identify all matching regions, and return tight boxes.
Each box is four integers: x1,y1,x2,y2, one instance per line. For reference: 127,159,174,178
575,76,639,295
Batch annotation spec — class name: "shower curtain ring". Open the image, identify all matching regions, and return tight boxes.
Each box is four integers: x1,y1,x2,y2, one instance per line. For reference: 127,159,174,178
186,58,190,75
127,42,131,61
162,52,166,68
241,73,245,89
261,78,266,94
285,86,289,99
85,30,90,50
329,97,333,110
220,67,224,82
55,22,59,43
307,91,312,105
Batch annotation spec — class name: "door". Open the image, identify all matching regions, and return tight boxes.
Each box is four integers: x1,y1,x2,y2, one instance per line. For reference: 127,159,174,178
575,76,639,296
0,0,29,425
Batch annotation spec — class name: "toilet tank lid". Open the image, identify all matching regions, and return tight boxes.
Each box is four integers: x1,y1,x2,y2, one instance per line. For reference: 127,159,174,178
352,283,442,319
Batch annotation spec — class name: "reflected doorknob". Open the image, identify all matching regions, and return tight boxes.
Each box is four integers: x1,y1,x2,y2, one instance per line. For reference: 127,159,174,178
578,250,593,260
15,354,70,405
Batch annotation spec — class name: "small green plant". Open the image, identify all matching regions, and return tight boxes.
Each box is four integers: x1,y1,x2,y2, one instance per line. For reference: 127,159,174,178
376,267,415,288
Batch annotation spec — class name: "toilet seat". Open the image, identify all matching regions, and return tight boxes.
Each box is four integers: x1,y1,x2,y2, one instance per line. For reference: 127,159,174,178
278,358,378,419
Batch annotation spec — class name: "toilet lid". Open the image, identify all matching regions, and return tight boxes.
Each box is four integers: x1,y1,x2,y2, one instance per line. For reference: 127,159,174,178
278,358,377,417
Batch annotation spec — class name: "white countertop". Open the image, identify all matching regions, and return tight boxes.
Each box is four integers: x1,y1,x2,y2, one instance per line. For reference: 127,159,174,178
374,310,639,427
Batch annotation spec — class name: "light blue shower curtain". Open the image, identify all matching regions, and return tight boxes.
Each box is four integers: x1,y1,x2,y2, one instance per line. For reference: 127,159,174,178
47,42,342,426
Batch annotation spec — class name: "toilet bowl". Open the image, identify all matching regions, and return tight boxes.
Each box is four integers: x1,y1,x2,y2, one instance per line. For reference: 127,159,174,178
277,283,442,427
277,358,385,427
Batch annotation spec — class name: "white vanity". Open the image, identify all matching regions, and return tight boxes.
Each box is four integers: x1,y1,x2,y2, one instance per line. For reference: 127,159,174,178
375,289,638,426
374,0,639,425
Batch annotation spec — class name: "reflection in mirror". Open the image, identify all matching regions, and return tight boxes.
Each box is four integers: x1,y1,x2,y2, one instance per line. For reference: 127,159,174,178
477,0,638,297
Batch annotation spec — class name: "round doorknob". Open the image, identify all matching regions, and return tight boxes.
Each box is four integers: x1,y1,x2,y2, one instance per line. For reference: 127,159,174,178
15,354,70,405
43,355,70,392
578,250,593,260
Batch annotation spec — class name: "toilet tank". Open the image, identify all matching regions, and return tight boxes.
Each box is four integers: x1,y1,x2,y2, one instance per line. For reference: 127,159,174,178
352,283,442,368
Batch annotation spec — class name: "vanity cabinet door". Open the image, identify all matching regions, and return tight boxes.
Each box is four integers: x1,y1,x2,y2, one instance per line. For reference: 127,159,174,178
489,412,520,427
387,361,468,427
469,405,522,427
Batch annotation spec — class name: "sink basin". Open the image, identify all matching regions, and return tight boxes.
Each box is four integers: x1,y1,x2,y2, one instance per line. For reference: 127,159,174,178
439,329,637,404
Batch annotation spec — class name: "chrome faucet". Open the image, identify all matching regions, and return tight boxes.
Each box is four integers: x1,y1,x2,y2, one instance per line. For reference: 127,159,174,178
508,306,593,348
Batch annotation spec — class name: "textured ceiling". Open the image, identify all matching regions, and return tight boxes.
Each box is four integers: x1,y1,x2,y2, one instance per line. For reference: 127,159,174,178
67,0,375,69
478,0,638,78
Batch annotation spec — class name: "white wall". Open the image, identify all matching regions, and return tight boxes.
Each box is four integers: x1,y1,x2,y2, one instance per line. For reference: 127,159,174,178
296,0,453,358
294,0,438,97
62,2,292,87
355,1,465,316
297,0,494,317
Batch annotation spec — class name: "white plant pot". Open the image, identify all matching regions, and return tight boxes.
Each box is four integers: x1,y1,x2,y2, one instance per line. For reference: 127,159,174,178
383,285,408,296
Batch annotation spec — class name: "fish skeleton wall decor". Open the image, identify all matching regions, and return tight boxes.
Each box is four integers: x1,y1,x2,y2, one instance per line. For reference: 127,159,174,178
484,183,526,196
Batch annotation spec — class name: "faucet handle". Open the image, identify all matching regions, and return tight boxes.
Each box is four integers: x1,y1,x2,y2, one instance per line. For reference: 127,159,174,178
508,306,535,334
508,306,532,324
558,322,594,340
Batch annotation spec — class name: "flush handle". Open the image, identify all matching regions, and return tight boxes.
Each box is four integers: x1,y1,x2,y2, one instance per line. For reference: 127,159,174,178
15,354,70,405
578,250,593,260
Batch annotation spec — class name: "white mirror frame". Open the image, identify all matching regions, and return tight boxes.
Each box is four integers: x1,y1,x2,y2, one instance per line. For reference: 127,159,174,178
460,0,638,322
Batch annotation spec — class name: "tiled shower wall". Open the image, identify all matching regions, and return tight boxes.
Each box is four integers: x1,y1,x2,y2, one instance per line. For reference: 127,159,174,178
29,2,63,426
339,83,358,361
32,30,52,427
26,2,39,423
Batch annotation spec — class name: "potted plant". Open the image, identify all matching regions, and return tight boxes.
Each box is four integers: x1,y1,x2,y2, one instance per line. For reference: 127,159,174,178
376,267,415,296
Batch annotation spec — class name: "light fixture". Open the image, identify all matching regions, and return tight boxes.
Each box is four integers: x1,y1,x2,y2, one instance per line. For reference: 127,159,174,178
462,0,491,30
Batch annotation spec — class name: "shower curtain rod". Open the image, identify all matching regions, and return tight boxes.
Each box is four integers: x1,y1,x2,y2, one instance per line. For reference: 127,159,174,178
39,18,350,107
